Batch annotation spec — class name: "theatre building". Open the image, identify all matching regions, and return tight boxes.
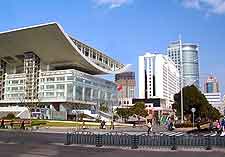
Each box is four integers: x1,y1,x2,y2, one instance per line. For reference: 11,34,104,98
0,22,129,120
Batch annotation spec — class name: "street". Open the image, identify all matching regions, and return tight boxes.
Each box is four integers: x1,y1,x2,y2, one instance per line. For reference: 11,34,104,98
0,143,224,157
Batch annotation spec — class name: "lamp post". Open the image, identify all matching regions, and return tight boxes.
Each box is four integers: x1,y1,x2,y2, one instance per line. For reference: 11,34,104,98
191,107,196,128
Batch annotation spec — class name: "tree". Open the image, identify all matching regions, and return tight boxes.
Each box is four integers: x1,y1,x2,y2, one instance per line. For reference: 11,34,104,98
173,85,221,121
130,102,148,118
116,108,132,120
116,102,148,121
100,103,109,113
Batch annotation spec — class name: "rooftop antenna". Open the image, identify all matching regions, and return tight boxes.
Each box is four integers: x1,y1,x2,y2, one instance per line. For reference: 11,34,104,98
178,34,182,42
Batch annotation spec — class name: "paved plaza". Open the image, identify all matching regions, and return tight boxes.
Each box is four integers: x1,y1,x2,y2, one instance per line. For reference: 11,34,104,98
0,143,224,157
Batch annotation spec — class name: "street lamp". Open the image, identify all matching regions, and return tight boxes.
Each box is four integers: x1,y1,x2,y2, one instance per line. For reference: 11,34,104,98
191,107,196,128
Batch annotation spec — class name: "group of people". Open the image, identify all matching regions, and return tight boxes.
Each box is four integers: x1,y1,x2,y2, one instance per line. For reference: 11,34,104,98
209,118,225,135
165,117,175,131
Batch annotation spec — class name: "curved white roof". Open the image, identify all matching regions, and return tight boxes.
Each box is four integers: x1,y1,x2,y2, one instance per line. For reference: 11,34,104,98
0,22,130,75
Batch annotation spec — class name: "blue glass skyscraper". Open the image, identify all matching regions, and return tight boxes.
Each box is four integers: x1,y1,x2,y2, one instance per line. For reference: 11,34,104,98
167,40,199,88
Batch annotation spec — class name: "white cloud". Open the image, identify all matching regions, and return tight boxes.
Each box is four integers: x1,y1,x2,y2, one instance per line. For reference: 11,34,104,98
181,0,225,14
94,0,132,9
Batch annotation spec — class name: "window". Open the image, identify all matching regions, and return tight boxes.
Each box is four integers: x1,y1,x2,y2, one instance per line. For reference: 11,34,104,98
99,56,102,62
12,80,19,84
85,49,89,56
11,87,18,91
47,77,55,82
40,85,44,90
56,92,64,97
56,84,65,90
93,52,96,59
46,85,54,89
75,86,83,100
67,84,73,98
46,92,54,97
67,76,74,81
85,80,92,85
76,77,83,83
85,87,92,101
56,77,65,81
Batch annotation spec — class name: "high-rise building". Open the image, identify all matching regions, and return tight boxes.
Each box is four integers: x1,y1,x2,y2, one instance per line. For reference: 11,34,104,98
115,72,135,107
204,75,219,93
0,22,129,120
167,40,199,88
138,53,179,107
204,75,223,115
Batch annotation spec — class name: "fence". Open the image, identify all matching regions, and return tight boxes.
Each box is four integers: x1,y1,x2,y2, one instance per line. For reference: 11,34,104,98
65,131,225,150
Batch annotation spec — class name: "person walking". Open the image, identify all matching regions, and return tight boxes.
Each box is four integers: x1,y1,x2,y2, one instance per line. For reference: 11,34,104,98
216,120,222,135
0,119,5,129
147,121,152,135
221,118,225,132
209,120,213,133
20,120,25,130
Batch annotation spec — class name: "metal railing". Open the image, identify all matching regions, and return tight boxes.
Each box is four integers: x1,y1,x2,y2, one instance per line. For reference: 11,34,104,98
65,131,225,150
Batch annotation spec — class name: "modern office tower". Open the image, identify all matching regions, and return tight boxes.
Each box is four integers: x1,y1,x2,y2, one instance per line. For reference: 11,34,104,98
167,40,199,88
138,53,179,109
0,22,129,120
204,75,219,93
115,72,135,107
204,75,223,115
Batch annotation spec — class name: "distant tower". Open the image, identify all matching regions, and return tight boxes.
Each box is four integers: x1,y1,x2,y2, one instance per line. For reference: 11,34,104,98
115,72,135,107
204,74,223,115
204,75,219,93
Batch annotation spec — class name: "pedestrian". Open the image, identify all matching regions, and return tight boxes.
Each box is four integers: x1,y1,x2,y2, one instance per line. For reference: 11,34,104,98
111,121,114,130
221,118,225,132
147,120,152,135
0,119,5,129
20,120,25,130
10,120,14,129
216,120,221,134
209,120,213,133
82,121,85,129
197,119,201,131
102,120,106,129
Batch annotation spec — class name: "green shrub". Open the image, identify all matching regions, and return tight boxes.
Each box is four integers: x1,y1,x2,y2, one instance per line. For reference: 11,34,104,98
5,113,16,119
31,120,47,126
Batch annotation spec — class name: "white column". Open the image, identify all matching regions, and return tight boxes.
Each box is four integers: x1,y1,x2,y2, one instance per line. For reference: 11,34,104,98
47,64,50,71
90,88,93,101
82,86,85,101
65,84,68,99
138,56,145,99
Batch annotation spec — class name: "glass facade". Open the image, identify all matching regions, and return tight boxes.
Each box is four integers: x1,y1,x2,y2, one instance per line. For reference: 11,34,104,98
3,69,117,116
206,83,213,93
168,42,199,87
182,44,199,87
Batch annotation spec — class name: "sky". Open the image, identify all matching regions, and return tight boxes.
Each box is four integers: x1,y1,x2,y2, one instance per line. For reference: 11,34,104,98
0,0,225,96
